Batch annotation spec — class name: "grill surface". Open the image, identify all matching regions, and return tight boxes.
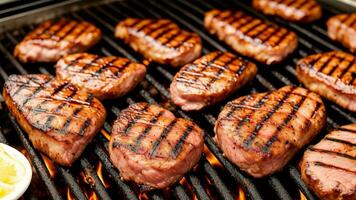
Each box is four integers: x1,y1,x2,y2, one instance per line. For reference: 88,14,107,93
0,0,355,200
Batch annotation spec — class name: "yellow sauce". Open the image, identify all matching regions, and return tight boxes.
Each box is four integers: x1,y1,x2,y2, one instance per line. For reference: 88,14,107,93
0,145,25,198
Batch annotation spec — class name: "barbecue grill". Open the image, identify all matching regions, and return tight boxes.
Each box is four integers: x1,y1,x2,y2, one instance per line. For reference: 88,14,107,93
0,0,355,200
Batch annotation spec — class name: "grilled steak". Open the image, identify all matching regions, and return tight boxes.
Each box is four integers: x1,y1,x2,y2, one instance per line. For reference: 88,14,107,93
327,14,356,53
214,86,326,177
296,51,356,112
204,10,298,65
300,124,356,200
115,18,202,67
252,0,322,23
55,53,146,100
109,103,204,188
3,74,106,166
170,51,257,111
14,18,102,63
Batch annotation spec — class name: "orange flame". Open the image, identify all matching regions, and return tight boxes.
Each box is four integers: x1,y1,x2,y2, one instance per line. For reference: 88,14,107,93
96,162,110,188
66,188,75,200
138,193,150,200
88,191,98,200
237,187,246,200
101,129,111,141
299,190,307,200
203,145,223,168
41,154,56,178
179,177,198,200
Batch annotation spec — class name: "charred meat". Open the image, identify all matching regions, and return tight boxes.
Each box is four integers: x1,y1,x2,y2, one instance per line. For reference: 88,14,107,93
14,18,102,63
296,51,356,112
170,51,257,111
214,86,326,177
204,10,298,65
327,13,356,53
252,0,322,23
115,18,202,67
3,74,106,166
56,53,146,100
300,124,356,200
109,103,204,188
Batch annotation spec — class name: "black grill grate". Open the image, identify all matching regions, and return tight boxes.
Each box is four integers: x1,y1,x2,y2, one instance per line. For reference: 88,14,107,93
0,0,355,200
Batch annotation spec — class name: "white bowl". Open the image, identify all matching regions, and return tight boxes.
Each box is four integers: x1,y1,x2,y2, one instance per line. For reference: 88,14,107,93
0,143,32,200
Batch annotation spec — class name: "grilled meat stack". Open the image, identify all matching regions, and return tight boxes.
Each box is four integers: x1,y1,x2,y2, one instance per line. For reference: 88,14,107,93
55,53,146,100
3,74,106,166
115,18,202,67
109,103,204,188
297,51,356,112
252,0,322,23
204,10,298,65
170,51,257,111
300,124,356,200
215,86,326,177
14,18,102,63
327,13,356,53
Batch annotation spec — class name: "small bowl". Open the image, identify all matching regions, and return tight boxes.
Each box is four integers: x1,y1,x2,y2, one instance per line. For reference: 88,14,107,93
0,143,32,200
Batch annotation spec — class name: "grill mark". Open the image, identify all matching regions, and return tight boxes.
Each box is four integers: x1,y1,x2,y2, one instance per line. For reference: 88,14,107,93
215,11,233,21
12,77,39,96
258,26,281,45
312,161,356,174
148,119,178,158
310,102,322,119
224,96,251,119
52,82,70,96
232,17,255,33
306,55,322,69
326,56,345,76
272,30,291,46
337,128,356,134
21,78,52,106
152,27,176,40
46,19,70,40
294,0,310,10
308,147,356,160
126,19,141,28
243,89,294,148
243,20,263,36
261,93,307,153
234,93,271,134
56,20,79,41
116,60,131,77
338,57,355,80
34,20,54,37
64,55,85,70
325,137,355,147
316,54,336,73
224,12,246,26
86,94,93,104
170,34,192,49
67,22,90,47
145,20,172,36
79,56,101,72
130,111,165,153
171,124,194,158
59,106,83,134
285,0,297,7
136,20,155,32
206,56,241,88
93,58,119,77
161,30,182,46
79,119,91,136
123,105,150,136
248,24,269,39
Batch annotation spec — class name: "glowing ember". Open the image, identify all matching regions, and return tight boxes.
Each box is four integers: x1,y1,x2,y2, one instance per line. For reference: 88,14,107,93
88,191,98,200
96,162,110,188
66,188,75,200
101,130,111,140
138,193,149,200
299,190,307,200
237,187,246,200
41,154,56,178
203,145,223,168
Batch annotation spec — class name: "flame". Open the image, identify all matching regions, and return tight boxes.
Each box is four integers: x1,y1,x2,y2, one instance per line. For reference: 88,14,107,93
101,129,111,140
179,178,198,200
96,162,110,188
203,145,223,168
41,154,56,178
299,190,307,200
66,188,75,200
237,187,246,200
138,193,149,200
88,191,98,200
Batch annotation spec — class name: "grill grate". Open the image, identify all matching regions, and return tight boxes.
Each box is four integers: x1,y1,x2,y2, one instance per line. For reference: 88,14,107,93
0,0,355,200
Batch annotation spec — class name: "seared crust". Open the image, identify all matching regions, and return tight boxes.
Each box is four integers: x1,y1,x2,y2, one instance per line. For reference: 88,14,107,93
215,86,326,177
296,51,356,112
170,51,257,110
252,0,322,23
55,53,146,100
327,14,356,53
109,103,204,188
300,124,356,200
14,18,102,63
115,18,202,67
3,74,106,166
204,10,298,65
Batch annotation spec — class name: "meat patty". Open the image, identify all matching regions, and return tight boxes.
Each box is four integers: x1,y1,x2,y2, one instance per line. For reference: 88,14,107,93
204,10,298,65
327,14,356,53
109,103,204,188
300,124,356,200
3,74,106,166
115,18,202,67
214,86,326,177
296,51,356,112
55,53,146,100
14,18,102,63
252,0,322,23
170,51,257,111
